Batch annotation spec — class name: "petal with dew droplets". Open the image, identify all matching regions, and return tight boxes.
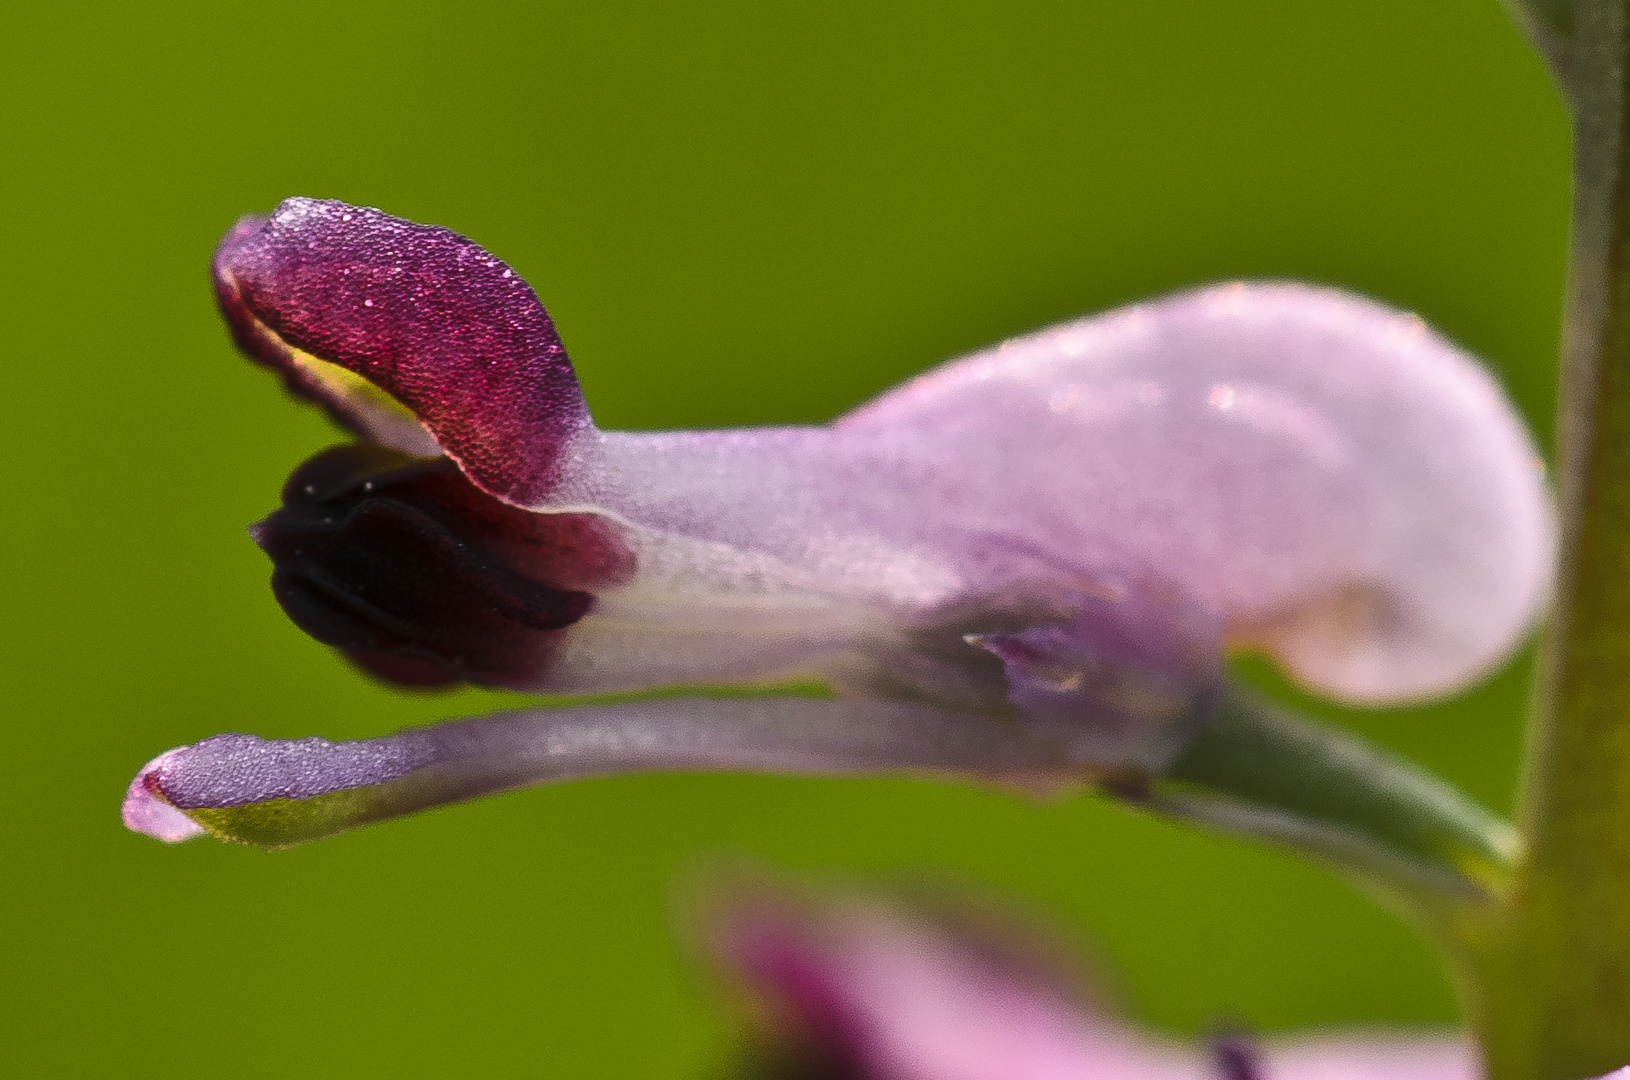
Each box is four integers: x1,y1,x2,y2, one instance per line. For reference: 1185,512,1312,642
215,198,592,504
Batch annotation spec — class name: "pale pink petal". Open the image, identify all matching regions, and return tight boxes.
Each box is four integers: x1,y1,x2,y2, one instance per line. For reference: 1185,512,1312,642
714,890,1205,1080
549,284,1551,705
711,884,1478,1080
121,749,206,842
1264,1031,1476,1079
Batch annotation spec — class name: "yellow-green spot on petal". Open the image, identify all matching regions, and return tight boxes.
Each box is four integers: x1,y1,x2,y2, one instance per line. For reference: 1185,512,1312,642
185,784,409,851
285,345,424,434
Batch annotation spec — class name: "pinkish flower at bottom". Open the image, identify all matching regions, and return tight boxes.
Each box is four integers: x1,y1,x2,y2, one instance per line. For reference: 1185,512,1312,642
705,880,1491,1080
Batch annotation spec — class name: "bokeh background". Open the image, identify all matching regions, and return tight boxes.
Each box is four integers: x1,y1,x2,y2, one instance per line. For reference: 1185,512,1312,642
0,1,1568,1076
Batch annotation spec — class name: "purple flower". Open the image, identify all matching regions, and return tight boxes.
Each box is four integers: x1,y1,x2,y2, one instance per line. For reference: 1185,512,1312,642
123,198,1553,848
704,879,1520,1080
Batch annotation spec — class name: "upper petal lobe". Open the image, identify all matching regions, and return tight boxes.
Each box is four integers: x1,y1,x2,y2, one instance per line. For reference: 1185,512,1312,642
215,198,591,504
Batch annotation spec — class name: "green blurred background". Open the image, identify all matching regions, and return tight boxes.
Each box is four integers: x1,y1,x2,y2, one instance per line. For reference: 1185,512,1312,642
0,1,1569,1075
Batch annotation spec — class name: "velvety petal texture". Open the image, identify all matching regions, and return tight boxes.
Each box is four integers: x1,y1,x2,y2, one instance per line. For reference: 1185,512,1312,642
215,199,589,500
707,882,1478,1080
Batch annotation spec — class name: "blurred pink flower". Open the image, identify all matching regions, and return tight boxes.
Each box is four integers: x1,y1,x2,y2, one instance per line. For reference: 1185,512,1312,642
707,881,1503,1080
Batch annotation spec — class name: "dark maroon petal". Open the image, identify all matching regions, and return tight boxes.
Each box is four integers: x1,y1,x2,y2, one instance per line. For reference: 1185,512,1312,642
213,216,443,456
256,444,632,690
215,199,591,504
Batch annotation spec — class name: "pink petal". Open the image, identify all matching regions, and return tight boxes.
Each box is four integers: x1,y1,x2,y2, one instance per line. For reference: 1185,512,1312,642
709,883,1478,1080
121,749,206,842
713,888,1204,1080
549,283,1552,704
1265,1032,1477,1080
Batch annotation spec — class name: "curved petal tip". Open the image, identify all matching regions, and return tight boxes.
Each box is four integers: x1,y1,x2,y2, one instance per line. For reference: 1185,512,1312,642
121,750,205,843
215,197,592,504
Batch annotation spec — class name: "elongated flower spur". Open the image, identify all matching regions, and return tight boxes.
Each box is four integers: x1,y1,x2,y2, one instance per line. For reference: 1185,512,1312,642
122,198,1554,850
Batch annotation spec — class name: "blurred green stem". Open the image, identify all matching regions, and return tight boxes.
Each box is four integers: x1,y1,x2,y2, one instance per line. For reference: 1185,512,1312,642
1156,688,1516,911
1469,2,1630,1076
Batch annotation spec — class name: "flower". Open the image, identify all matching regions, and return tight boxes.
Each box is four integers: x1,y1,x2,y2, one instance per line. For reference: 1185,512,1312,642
704,877,1612,1080
123,198,1553,849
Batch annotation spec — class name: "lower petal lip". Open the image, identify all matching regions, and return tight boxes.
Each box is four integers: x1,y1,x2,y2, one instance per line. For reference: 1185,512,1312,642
120,697,1073,849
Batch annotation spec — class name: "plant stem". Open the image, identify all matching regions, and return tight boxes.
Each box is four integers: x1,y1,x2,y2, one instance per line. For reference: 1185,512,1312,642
1482,2,1630,1076
1155,686,1516,913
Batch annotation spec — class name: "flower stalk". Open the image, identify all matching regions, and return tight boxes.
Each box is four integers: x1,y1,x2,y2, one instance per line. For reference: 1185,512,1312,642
1155,687,1518,908
1448,2,1630,1075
